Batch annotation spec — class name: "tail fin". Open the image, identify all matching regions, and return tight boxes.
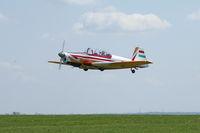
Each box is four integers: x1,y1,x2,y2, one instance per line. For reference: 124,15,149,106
132,46,147,61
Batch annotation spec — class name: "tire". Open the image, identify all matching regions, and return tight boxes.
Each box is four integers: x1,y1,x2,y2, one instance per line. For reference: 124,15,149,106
131,68,135,73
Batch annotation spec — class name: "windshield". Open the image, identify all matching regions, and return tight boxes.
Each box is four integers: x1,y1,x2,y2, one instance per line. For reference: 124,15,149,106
85,48,111,57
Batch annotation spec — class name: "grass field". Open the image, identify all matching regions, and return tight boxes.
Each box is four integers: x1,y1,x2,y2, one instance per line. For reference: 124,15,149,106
0,115,200,133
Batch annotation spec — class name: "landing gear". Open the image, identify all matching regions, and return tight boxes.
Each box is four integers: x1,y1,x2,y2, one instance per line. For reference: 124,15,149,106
131,68,135,73
99,69,104,71
84,69,88,71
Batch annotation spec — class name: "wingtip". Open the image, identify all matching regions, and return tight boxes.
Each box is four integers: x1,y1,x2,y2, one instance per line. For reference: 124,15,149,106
48,61,53,63
48,61,60,64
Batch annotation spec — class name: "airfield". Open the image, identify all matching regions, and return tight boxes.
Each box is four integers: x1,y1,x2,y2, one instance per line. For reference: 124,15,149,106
1,114,200,133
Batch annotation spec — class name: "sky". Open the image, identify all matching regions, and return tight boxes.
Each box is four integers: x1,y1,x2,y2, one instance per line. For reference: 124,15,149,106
0,0,200,114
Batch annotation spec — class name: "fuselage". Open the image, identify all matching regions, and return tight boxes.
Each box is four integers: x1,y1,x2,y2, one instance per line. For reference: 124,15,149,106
62,52,131,69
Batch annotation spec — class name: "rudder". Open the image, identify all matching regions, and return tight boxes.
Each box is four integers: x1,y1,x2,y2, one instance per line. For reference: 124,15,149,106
132,47,147,61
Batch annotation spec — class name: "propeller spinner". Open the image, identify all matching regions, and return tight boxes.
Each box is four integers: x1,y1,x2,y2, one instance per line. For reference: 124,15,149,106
58,40,66,70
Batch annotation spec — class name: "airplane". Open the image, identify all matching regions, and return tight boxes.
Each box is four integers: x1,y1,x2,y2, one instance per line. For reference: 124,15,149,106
48,41,152,73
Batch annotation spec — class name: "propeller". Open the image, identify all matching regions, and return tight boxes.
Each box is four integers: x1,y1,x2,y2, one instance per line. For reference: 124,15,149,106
58,40,66,70
59,58,62,70
61,40,65,52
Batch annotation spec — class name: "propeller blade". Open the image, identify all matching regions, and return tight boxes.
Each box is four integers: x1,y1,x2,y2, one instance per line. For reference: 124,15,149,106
59,58,62,70
59,64,61,70
61,40,65,52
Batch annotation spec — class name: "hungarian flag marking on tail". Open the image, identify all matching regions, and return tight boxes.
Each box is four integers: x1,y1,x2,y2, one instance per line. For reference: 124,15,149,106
138,50,146,58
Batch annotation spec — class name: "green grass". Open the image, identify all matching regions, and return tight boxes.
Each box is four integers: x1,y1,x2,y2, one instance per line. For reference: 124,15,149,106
0,115,200,133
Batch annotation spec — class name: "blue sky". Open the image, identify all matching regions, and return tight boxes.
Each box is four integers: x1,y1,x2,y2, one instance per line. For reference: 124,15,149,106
0,0,200,114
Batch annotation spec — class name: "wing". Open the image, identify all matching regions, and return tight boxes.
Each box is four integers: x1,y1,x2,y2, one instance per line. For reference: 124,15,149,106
48,60,152,70
48,61,62,64
89,61,152,69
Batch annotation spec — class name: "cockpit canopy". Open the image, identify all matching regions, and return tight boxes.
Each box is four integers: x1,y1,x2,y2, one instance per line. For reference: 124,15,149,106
85,48,112,58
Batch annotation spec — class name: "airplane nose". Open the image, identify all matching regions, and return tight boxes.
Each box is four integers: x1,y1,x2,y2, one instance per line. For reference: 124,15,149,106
58,52,65,58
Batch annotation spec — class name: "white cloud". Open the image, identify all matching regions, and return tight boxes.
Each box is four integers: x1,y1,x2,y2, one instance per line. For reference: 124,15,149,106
0,62,36,83
62,0,97,5
187,10,200,21
74,7,171,33
0,13,7,21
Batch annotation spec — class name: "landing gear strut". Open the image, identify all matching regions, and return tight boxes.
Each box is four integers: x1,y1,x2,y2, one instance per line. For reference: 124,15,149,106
131,68,135,73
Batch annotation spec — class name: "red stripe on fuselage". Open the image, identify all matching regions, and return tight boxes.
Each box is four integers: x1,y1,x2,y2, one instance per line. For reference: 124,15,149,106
87,54,112,59
71,54,114,62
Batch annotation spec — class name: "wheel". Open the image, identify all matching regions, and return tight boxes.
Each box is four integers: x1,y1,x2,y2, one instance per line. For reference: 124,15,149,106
131,68,135,73
131,69,135,73
84,69,88,71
